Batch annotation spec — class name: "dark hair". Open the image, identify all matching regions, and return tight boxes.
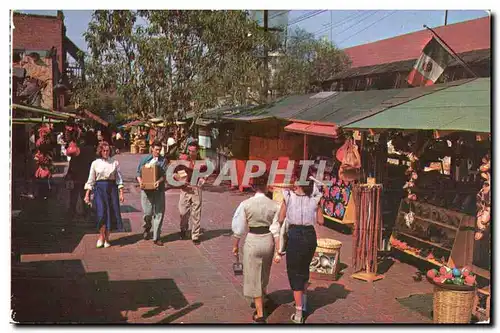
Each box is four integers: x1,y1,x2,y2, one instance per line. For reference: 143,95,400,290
84,131,97,147
253,173,269,193
151,140,162,148
301,183,315,197
187,141,199,149
293,165,315,197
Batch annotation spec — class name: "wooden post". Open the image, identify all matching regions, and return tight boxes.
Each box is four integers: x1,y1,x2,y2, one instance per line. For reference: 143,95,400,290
303,134,308,160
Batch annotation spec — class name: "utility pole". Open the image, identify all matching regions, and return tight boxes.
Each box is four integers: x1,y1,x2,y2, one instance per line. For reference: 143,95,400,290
263,10,269,101
444,10,448,25
330,11,333,42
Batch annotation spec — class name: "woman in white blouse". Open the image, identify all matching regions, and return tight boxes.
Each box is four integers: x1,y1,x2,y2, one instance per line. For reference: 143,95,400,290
275,170,324,324
84,141,125,248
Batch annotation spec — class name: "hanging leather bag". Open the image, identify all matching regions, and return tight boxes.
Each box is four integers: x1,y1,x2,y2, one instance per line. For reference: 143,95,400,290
339,139,361,182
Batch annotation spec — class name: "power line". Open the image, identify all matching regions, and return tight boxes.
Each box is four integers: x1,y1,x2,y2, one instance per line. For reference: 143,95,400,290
313,10,378,38
333,10,380,36
270,10,290,21
288,10,327,27
255,10,290,23
288,10,323,26
312,10,366,37
336,11,397,46
313,10,365,36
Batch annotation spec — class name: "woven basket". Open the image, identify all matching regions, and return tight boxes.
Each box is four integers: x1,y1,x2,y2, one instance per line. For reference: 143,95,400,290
316,238,342,254
433,285,475,323
130,145,138,154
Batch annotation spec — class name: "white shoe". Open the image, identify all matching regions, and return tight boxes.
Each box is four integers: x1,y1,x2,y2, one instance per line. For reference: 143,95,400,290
96,239,104,248
104,241,111,248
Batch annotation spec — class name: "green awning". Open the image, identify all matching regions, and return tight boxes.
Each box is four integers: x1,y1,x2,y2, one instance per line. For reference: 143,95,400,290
344,78,490,133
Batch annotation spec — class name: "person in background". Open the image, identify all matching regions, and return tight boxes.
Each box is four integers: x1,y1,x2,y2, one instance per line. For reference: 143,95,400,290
84,141,125,248
165,130,177,158
275,169,324,324
232,174,281,323
174,142,207,245
124,130,131,148
57,131,66,160
28,129,36,153
65,131,96,220
136,141,168,246
115,131,124,154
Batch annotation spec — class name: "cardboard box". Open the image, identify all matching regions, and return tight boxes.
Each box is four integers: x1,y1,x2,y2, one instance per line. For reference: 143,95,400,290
141,164,158,190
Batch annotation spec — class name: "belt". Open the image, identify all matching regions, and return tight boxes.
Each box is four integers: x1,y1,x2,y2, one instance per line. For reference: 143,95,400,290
288,224,314,229
249,226,271,234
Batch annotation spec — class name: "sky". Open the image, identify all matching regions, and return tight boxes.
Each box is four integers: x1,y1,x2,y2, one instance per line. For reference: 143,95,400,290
17,9,489,53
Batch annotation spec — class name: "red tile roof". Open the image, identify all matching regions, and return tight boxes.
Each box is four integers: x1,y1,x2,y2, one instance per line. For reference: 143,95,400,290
344,16,491,68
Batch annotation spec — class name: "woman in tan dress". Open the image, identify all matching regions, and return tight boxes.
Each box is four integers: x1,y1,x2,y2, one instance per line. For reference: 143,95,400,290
231,174,280,323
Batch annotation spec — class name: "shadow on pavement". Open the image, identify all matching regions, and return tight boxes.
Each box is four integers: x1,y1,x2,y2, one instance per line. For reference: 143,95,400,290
156,302,204,323
160,232,183,243
112,233,144,247
377,256,396,275
201,229,233,241
266,283,351,322
11,259,193,323
202,184,250,196
306,283,351,316
120,205,141,213
12,181,95,257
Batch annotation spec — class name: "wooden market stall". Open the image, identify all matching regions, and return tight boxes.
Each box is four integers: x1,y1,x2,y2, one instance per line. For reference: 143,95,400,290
196,105,303,191
343,77,491,318
277,87,455,230
11,104,76,212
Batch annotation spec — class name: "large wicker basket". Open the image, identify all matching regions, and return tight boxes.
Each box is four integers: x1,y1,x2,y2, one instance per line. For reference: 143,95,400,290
316,238,342,254
431,280,475,323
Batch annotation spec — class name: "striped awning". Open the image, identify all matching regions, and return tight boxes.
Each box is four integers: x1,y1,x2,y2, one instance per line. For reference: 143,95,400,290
83,110,109,127
284,121,339,138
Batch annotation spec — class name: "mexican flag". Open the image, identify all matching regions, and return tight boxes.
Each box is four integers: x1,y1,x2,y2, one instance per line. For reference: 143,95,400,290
407,37,452,87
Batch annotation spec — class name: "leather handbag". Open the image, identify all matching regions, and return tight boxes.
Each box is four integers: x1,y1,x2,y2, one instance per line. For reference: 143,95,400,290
278,218,288,255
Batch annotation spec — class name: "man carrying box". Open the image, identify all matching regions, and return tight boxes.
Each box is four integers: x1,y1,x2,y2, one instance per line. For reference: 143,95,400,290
137,141,168,246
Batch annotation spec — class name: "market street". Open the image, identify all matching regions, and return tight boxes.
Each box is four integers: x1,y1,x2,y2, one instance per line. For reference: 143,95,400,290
11,153,434,324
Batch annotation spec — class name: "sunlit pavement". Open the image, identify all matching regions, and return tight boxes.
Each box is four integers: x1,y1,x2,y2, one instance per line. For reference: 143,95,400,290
11,152,433,323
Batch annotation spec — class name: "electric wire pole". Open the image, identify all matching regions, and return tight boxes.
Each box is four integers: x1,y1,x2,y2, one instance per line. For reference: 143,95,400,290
263,10,269,101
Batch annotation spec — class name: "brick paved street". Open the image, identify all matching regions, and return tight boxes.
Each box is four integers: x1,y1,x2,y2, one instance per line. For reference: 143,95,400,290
11,153,434,324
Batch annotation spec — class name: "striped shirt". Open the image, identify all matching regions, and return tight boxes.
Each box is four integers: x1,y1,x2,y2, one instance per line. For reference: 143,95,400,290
282,188,322,226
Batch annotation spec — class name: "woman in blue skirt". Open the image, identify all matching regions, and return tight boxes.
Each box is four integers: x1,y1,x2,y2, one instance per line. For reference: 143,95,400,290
84,141,125,248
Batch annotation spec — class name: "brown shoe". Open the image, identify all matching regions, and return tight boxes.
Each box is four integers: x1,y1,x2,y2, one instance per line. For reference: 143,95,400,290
153,240,164,246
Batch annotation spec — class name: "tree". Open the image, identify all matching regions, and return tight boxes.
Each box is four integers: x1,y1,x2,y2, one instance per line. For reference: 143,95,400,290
72,10,275,125
272,27,351,96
